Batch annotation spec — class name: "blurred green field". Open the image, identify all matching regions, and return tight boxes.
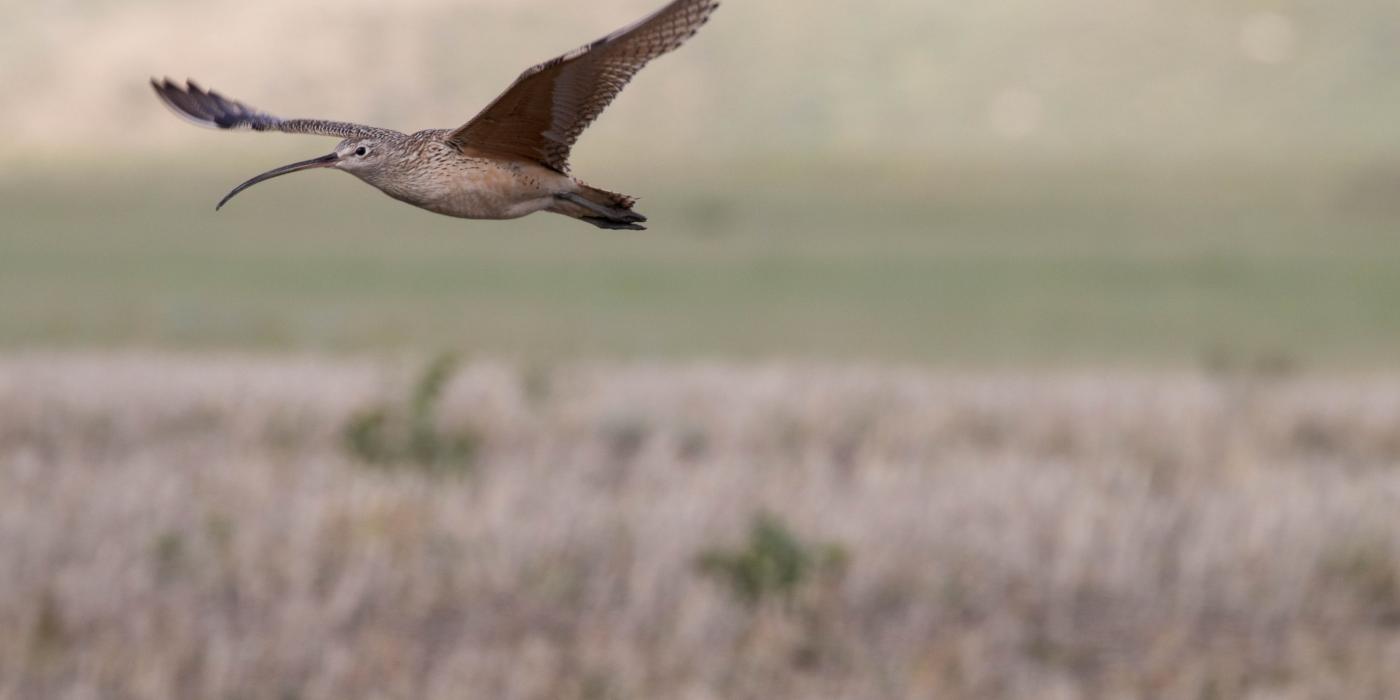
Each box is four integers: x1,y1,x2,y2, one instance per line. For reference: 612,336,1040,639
3,157,1398,366
4,0,1400,366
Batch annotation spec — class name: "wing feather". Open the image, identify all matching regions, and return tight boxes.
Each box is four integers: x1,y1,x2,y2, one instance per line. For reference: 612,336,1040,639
446,0,719,172
150,78,399,140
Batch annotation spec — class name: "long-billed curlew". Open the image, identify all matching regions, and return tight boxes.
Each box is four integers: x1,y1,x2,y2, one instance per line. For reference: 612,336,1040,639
152,0,720,230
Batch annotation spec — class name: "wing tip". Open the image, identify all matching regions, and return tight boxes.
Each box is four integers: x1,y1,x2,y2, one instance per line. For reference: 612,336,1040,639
151,77,266,131
151,77,216,128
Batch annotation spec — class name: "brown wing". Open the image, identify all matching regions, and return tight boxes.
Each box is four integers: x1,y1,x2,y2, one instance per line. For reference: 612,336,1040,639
446,0,720,173
151,78,400,140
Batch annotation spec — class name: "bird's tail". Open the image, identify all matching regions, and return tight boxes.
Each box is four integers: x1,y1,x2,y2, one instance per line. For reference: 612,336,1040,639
551,184,648,231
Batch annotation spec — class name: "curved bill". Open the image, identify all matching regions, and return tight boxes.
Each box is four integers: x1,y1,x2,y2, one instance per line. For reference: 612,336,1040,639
216,152,340,210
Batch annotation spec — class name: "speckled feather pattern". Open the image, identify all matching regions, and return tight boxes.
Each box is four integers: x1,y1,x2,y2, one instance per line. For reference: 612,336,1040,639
151,78,402,142
448,0,721,173
151,0,719,228
360,130,568,219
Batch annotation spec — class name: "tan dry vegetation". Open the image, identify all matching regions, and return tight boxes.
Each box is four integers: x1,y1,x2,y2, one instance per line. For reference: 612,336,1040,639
2,355,1400,699
6,0,1399,164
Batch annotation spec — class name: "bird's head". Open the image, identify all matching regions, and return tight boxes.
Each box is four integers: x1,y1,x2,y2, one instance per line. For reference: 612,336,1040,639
216,136,391,210
330,137,391,174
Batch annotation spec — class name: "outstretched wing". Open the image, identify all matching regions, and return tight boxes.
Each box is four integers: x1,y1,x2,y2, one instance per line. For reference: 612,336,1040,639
446,0,720,173
151,78,399,140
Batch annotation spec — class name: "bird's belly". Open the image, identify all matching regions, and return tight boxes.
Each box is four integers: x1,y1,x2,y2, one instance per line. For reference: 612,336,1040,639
423,188,552,220
382,161,565,220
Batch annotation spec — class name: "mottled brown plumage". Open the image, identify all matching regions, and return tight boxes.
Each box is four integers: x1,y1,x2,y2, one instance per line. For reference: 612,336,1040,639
152,0,720,230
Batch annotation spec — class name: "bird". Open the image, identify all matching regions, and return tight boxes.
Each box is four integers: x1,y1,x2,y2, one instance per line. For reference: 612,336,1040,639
151,0,720,231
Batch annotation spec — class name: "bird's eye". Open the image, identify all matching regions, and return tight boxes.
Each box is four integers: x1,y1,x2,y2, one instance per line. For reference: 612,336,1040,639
355,146,369,157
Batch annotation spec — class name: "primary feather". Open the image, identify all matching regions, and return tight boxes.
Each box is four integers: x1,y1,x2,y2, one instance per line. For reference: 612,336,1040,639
447,0,720,173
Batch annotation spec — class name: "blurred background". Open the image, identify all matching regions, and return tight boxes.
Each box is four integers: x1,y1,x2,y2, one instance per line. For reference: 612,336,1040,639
5,1,1400,698
4,0,1398,365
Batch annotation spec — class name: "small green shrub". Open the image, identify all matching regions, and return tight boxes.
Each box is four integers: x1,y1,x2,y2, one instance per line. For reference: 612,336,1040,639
1322,536,1400,615
519,363,555,407
344,407,394,464
698,513,847,605
30,590,67,659
151,530,186,582
342,354,479,474
601,415,650,462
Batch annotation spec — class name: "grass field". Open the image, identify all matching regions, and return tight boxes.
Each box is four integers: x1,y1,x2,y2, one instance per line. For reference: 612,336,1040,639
5,159,1399,698
3,355,1399,699
7,1,1400,697
6,0,1400,366
3,158,1399,367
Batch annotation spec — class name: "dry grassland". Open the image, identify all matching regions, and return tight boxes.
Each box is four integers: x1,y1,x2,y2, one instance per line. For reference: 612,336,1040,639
2,355,1400,699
